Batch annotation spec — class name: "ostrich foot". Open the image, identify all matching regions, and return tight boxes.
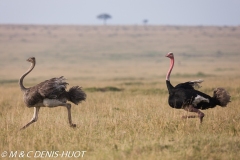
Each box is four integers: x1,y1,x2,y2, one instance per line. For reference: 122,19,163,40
70,123,77,128
182,114,204,123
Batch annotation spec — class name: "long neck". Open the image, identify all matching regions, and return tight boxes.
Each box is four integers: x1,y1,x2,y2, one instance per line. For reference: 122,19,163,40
166,57,174,81
166,57,174,93
19,62,35,92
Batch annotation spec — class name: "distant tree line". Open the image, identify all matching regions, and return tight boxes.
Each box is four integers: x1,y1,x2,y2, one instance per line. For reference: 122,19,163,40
97,13,149,25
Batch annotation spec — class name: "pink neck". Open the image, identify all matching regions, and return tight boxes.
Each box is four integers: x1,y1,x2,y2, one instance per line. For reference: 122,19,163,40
166,57,174,81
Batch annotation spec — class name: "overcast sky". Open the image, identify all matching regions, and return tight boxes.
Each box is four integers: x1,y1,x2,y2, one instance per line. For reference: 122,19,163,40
0,0,240,26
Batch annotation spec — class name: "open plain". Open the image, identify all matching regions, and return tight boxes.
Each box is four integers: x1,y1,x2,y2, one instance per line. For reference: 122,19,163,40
0,25,240,159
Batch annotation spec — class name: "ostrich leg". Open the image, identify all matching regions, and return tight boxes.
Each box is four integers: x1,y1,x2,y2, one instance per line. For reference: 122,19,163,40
20,107,40,130
182,105,205,123
42,99,76,128
66,103,76,127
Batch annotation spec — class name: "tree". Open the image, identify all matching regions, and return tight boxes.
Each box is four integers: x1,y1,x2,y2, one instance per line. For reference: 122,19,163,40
143,19,148,25
97,13,112,25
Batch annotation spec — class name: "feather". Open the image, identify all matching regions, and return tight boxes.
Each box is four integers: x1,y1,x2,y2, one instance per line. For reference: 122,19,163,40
175,79,203,89
165,52,231,123
68,86,86,105
20,57,86,129
38,76,68,98
213,88,231,107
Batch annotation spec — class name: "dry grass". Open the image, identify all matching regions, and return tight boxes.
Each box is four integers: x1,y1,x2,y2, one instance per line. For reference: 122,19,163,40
0,25,240,159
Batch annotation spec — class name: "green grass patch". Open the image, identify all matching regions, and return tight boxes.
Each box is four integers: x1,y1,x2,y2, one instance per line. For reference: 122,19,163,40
122,82,144,86
173,72,214,78
85,86,123,92
0,79,18,84
130,88,167,95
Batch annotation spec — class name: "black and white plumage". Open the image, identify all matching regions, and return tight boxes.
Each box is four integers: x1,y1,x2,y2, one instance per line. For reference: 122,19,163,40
19,57,86,130
165,52,230,123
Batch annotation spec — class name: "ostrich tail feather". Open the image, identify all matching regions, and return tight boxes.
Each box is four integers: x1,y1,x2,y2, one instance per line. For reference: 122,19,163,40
190,79,203,88
213,88,231,107
68,86,86,105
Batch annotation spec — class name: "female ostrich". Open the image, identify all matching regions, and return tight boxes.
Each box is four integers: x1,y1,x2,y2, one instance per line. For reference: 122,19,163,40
19,57,86,130
165,52,230,123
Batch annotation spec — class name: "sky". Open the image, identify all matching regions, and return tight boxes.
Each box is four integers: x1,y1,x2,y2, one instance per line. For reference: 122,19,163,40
0,0,240,26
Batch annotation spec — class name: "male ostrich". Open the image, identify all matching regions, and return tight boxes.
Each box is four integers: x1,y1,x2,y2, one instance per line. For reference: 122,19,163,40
19,57,86,130
165,52,230,123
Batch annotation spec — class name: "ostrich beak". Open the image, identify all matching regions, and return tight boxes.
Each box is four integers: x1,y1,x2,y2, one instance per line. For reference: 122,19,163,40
166,52,174,58
26,57,35,62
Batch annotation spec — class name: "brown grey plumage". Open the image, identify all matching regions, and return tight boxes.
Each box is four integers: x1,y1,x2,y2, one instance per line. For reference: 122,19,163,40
19,57,86,130
213,87,231,107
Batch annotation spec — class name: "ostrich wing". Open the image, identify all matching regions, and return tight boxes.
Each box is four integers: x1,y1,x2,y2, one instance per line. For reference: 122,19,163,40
24,86,44,107
175,79,203,90
38,76,68,98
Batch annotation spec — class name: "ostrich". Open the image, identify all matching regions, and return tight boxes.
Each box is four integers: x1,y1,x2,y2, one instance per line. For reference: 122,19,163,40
165,52,230,123
19,57,86,130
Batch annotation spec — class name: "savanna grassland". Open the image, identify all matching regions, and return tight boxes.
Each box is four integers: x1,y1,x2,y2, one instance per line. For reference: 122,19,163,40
0,25,240,160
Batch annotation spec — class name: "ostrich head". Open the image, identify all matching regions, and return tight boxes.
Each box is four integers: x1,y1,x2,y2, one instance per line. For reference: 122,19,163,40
19,57,36,92
166,52,174,59
27,57,35,63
